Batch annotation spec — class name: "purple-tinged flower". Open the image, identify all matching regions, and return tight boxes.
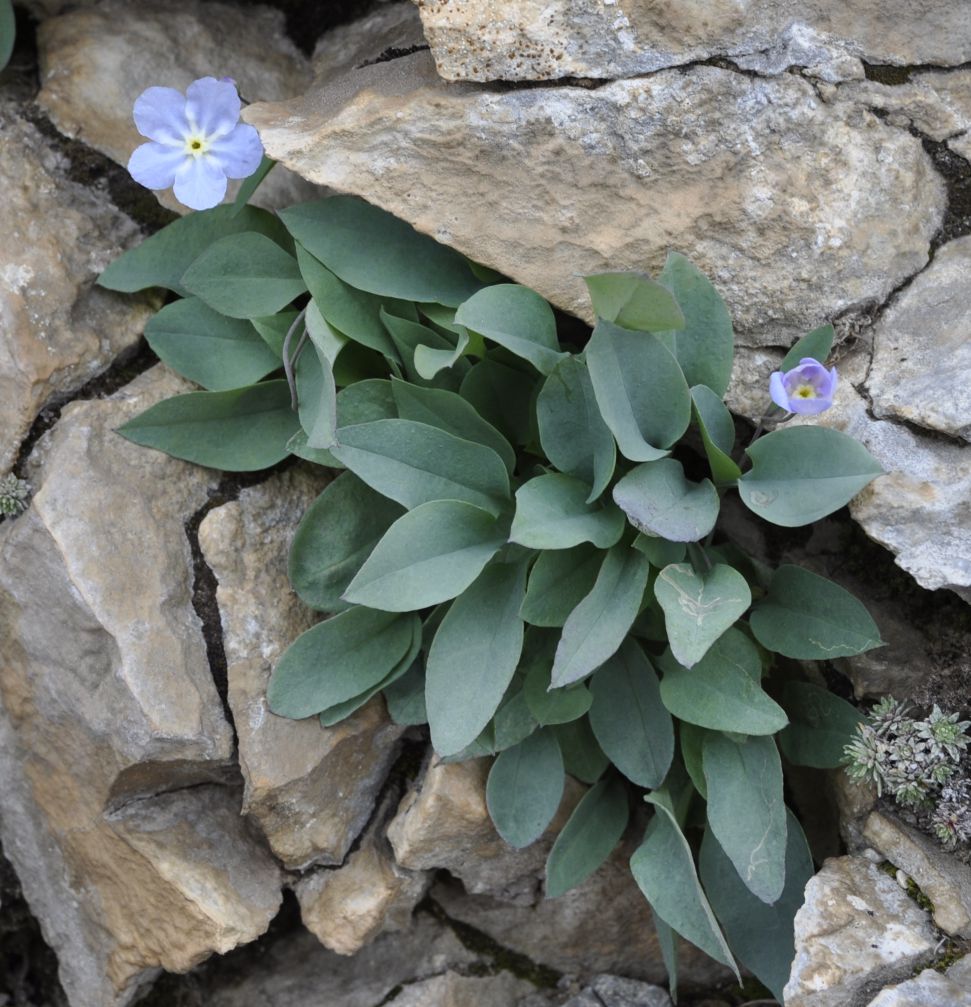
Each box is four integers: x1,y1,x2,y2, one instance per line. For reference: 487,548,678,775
769,357,838,414
128,77,262,211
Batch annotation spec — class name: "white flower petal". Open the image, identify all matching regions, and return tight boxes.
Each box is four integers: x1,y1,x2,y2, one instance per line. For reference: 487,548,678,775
128,142,187,190
185,77,241,139
208,124,264,179
133,86,189,144
173,156,228,211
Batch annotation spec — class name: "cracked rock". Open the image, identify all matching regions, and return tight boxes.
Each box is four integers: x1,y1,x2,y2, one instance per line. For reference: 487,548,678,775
783,855,937,1007
37,0,321,214
866,957,971,1006
384,970,541,1006
0,367,285,1007
412,0,971,82
867,235,971,442
561,974,673,1007
864,810,971,938
0,99,152,473
245,19,943,348
198,470,406,869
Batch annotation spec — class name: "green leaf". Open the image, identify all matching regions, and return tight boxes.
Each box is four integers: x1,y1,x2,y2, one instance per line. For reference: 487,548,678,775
703,733,787,903
384,661,428,726
268,608,418,718
181,232,306,319
777,680,864,768
279,196,482,306
657,252,734,397
739,426,885,527
381,309,466,388
520,545,603,628
343,499,506,611
493,688,539,751
553,718,610,784
318,622,422,726
391,380,515,475
524,662,592,726
144,297,282,391
585,319,691,462
652,912,680,1003
251,310,297,357
691,385,742,485
552,545,651,687
117,380,300,472
613,459,720,543
632,535,686,568
231,155,275,214
630,796,739,977
679,722,709,798
331,419,510,516
658,629,789,735
781,323,835,371
700,811,814,1002
750,565,883,659
98,205,291,295
584,272,686,332
537,356,616,501
426,560,528,756
454,284,565,375
486,729,565,848
296,244,395,356
511,474,626,551
289,473,404,613
415,330,471,379
295,340,337,450
654,563,752,668
305,301,349,367
0,0,15,73
459,357,536,445
336,378,397,424
546,777,629,898
589,639,674,788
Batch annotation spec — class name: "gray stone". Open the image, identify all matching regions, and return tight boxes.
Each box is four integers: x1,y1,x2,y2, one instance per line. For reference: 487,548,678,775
37,0,320,214
783,855,937,1007
412,0,971,82
245,38,943,350
864,810,971,937
0,368,284,1007
579,974,673,1007
198,471,406,870
0,99,152,472
866,960,971,1007
385,970,541,1006
868,236,971,441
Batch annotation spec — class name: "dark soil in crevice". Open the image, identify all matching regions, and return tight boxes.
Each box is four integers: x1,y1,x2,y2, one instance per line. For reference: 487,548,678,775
238,0,386,55
922,137,971,250
864,60,971,85
0,843,68,1007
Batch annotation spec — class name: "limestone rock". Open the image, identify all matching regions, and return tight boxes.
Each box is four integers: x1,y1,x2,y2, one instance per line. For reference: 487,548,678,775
205,915,479,1007
864,810,971,937
0,99,152,472
783,855,937,1007
431,851,731,989
387,757,583,903
867,236,971,441
412,1,971,82
198,471,406,869
563,975,673,1007
866,960,971,1006
37,0,320,214
789,351,971,599
0,368,286,1007
245,43,943,348
385,970,540,1006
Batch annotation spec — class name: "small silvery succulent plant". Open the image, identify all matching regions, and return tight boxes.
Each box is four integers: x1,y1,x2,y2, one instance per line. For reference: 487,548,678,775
0,473,29,517
845,696,971,848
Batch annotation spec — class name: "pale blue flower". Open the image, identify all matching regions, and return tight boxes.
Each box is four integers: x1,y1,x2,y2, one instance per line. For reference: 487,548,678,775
128,77,263,211
769,357,838,414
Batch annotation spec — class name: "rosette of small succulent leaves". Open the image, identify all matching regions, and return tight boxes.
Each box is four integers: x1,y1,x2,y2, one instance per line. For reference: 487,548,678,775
99,195,887,1001
845,697,971,847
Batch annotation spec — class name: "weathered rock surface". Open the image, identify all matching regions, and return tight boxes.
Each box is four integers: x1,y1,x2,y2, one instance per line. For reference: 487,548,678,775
864,810,971,937
0,368,283,1007
789,350,971,599
866,958,971,1006
0,99,152,472
387,757,582,903
413,0,971,81
246,28,943,349
432,854,731,989
198,471,406,869
37,0,319,214
867,236,971,441
783,855,937,1007
559,974,673,1007
385,970,541,1006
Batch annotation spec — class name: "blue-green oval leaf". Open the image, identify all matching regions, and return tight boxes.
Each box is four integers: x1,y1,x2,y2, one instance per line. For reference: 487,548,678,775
613,459,720,543
511,473,626,551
